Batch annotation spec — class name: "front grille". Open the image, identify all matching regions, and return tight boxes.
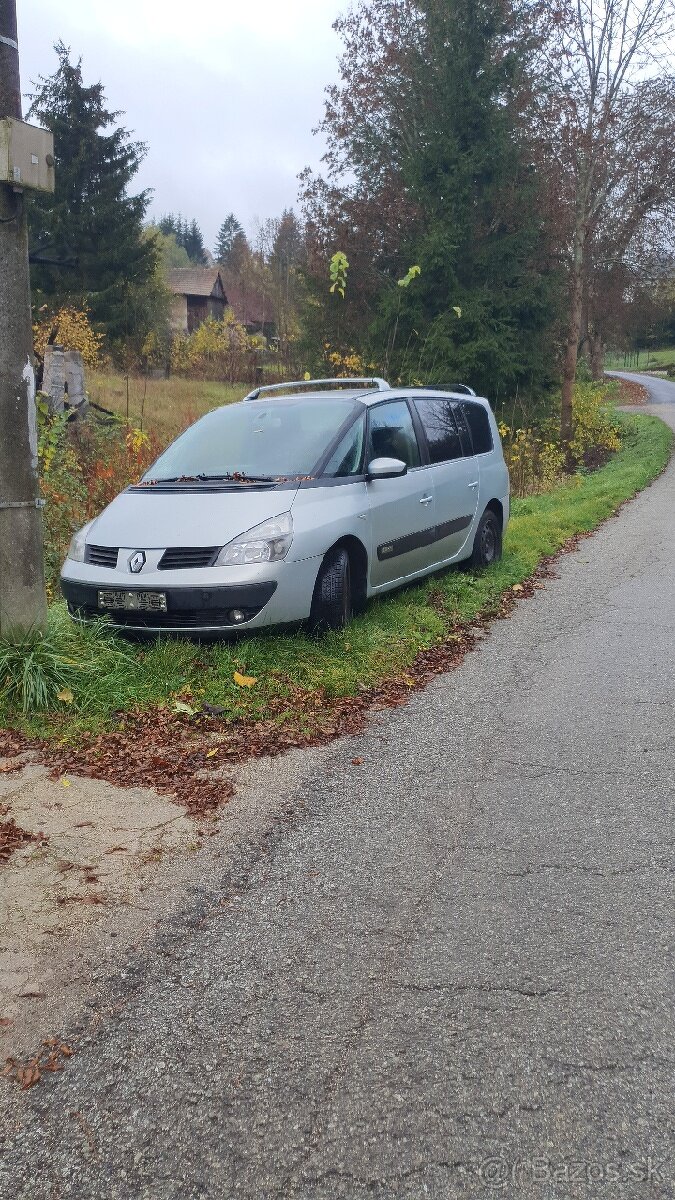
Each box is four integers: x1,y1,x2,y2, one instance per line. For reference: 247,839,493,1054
69,604,256,629
85,545,119,568
158,547,220,570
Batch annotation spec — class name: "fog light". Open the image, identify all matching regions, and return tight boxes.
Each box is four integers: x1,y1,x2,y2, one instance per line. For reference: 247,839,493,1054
229,609,247,624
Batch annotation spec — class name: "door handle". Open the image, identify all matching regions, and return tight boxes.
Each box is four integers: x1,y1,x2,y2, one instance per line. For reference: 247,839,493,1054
468,480,479,488
419,494,433,505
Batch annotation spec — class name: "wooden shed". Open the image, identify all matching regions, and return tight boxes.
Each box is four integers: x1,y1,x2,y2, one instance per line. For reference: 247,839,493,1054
167,267,227,334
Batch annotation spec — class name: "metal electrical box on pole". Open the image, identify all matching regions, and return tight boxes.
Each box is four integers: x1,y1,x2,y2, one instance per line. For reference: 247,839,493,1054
0,118,55,192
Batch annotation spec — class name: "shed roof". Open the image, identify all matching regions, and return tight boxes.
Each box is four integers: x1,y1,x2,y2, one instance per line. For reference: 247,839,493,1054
166,267,226,299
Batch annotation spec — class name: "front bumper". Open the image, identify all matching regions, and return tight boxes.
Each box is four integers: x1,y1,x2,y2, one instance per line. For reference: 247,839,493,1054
61,578,277,633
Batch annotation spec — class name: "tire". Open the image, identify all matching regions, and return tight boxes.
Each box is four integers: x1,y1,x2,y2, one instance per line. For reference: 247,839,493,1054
469,508,502,569
309,547,352,632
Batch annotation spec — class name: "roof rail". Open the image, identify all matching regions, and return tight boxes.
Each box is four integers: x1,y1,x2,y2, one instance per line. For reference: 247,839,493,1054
444,383,476,396
243,377,391,401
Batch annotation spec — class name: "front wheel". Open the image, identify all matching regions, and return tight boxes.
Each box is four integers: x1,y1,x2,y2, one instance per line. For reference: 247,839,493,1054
469,508,502,569
309,547,353,632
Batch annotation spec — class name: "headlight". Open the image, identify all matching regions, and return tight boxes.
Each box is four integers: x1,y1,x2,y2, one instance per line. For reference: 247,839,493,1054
66,523,92,563
217,512,293,566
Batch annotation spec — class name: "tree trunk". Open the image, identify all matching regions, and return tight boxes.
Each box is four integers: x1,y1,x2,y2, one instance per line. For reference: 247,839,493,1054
589,330,604,380
561,212,588,446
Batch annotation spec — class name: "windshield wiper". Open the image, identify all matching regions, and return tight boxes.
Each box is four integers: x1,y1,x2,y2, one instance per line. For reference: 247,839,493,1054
138,472,279,486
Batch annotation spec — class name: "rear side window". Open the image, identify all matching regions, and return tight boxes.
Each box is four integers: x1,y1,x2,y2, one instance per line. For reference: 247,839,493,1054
461,401,493,454
413,398,462,464
452,404,474,457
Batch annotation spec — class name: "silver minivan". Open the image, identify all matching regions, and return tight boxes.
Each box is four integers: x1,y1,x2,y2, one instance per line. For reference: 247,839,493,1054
61,378,509,634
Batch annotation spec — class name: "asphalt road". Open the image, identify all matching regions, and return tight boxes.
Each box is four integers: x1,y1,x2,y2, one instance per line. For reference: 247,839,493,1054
606,369,675,405
2,378,674,1199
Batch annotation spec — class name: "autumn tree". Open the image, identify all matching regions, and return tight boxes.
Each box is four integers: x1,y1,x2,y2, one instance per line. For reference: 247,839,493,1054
530,0,675,438
300,0,422,347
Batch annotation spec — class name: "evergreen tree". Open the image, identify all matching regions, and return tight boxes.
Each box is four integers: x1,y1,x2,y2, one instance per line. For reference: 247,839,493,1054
302,0,560,398
214,213,244,265
377,0,558,395
270,209,304,279
158,214,206,265
184,218,207,265
28,42,156,340
227,230,252,275
269,210,305,342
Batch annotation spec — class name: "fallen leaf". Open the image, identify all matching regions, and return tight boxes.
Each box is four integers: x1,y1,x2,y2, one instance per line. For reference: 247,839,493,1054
233,671,257,688
206,748,218,758
17,1061,41,1090
60,777,71,788
351,757,364,766
57,688,74,705
172,700,196,716
0,1017,13,1028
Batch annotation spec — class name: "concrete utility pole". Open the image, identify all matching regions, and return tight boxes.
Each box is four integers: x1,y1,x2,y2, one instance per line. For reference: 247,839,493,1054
0,0,47,634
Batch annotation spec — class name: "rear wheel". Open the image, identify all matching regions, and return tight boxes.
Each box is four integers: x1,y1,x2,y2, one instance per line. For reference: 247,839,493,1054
470,508,502,569
309,547,352,632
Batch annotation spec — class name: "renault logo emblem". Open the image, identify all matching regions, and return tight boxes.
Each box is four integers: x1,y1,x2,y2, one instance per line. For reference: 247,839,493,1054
128,551,146,573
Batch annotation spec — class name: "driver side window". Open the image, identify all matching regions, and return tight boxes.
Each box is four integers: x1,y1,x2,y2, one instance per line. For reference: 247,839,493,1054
367,401,421,468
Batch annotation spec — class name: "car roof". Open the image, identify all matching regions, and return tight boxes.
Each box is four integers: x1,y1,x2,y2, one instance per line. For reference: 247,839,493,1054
244,387,491,408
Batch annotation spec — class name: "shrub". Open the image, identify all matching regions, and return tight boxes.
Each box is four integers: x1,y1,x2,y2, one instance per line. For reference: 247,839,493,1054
499,382,621,496
33,304,104,369
570,382,621,466
38,411,162,599
169,312,254,381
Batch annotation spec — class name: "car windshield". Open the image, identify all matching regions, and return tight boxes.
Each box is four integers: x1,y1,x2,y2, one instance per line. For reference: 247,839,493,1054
142,399,360,483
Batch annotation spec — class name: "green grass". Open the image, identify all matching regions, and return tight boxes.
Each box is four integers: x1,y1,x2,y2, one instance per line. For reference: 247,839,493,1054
88,371,244,442
1,410,671,740
605,347,675,372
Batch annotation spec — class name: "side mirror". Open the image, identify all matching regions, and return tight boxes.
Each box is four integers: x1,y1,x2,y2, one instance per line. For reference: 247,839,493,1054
367,456,408,480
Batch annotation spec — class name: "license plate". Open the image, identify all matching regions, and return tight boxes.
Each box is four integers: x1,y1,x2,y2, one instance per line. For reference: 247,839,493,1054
98,589,167,612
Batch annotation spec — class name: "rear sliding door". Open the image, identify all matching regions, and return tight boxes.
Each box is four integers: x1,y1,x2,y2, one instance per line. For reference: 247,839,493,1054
412,397,478,564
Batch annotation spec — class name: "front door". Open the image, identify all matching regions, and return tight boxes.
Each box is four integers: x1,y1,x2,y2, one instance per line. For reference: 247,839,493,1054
366,399,436,587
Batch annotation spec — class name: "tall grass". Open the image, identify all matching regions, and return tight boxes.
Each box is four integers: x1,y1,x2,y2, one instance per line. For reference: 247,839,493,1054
0,608,133,716
87,372,244,442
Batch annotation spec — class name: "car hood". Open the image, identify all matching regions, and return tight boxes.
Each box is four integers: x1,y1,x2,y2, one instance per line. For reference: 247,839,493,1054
87,486,299,549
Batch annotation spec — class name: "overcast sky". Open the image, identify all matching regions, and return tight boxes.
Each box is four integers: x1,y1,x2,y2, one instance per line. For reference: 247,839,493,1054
18,0,345,253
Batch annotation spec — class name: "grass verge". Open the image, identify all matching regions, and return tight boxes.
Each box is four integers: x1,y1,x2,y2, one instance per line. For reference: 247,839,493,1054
87,371,244,442
0,410,671,748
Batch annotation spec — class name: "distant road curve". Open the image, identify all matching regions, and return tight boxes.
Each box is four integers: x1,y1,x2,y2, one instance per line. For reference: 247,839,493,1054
606,369,675,405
